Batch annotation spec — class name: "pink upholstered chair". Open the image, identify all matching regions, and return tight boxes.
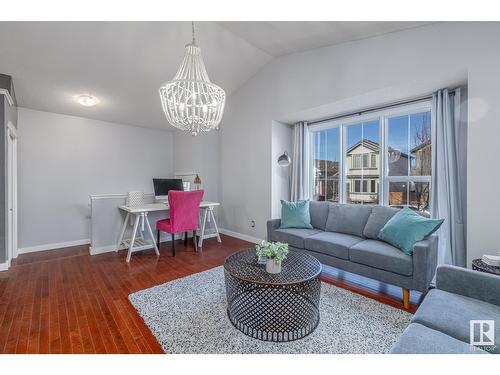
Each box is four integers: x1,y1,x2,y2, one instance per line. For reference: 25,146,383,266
156,189,204,256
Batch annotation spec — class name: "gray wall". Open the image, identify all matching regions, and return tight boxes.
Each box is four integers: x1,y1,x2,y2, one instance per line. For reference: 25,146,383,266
220,22,500,266
271,121,293,219
17,107,224,252
17,107,174,250
90,194,167,253
0,74,17,263
172,130,220,203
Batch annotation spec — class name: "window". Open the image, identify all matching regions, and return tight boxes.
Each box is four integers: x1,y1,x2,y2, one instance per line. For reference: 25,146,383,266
363,154,369,168
387,112,431,214
353,179,375,193
312,128,340,202
309,101,432,214
352,153,373,169
352,155,361,169
354,180,361,192
345,120,380,204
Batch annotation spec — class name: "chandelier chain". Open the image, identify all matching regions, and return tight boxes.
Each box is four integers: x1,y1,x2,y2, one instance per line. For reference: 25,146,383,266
191,21,196,44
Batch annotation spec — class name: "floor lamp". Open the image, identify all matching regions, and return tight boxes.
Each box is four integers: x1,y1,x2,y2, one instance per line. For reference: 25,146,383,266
277,151,292,200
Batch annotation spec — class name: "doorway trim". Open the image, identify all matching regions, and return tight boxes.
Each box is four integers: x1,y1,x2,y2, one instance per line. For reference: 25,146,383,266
6,121,18,267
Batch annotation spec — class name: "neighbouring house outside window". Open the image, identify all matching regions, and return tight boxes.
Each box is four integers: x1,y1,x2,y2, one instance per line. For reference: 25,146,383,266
309,101,432,215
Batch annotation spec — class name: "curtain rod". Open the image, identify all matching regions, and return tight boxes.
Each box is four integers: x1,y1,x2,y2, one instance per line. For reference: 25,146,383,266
307,89,456,126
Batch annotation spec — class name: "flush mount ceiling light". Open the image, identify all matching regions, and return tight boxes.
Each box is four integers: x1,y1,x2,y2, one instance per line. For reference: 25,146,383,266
76,94,98,107
159,22,226,136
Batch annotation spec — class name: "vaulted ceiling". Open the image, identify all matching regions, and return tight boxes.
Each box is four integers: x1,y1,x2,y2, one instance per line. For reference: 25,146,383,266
217,21,432,57
0,21,432,129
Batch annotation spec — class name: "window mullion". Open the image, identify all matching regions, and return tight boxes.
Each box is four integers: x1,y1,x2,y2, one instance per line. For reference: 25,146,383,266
340,125,346,204
381,115,388,206
407,114,411,190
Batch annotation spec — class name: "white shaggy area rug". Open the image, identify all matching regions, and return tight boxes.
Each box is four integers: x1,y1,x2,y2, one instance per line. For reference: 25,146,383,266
128,266,411,354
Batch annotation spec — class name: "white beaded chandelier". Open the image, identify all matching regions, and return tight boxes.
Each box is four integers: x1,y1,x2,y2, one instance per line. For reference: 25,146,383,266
159,22,226,136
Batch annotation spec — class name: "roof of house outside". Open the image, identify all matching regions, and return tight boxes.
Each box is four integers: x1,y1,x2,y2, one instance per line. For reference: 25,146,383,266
410,139,431,153
313,159,339,177
346,139,410,159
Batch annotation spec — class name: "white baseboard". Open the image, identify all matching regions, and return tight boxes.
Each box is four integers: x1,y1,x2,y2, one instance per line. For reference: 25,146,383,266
22,230,261,258
0,262,9,272
89,233,188,256
219,228,263,244
18,239,91,254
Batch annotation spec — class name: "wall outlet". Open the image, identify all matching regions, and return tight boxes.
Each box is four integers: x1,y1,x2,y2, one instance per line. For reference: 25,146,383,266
250,220,255,228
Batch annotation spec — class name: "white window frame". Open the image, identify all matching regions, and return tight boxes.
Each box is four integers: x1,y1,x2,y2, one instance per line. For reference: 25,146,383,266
308,100,432,208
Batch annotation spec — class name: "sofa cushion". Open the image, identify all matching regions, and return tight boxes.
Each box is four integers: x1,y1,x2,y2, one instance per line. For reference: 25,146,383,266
280,200,313,229
378,207,444,256
363,205,400,239
271,228,322,249
325,204,372,237
412,289,500,354
309,201,330,231
305,232,363,260
390,323,488,354
349,239,413,276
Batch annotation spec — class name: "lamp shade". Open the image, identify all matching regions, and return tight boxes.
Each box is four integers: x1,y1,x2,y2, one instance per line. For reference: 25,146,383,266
277,151,291,167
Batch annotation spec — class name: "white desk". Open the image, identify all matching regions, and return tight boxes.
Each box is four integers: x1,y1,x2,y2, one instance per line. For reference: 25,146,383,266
117,201,221,262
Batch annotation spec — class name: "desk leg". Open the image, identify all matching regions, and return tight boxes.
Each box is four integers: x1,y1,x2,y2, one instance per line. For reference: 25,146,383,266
198,208,208,248
138,213,145,240
209,207,222,243
116,212,130,252
144,213,160,256
126,214,140,262
137,223,144,240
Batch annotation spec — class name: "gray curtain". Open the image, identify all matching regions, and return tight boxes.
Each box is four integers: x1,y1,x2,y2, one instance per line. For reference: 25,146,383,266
431,88,467,266
291,121,308,201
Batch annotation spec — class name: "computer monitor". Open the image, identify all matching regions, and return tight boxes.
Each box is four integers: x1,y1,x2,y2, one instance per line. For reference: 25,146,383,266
153,178,184,200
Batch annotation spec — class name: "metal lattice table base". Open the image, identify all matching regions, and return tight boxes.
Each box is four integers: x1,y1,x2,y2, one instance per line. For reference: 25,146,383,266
224,249,322,342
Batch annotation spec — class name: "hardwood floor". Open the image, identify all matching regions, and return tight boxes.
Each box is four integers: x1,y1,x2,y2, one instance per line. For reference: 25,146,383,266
0,235,418,354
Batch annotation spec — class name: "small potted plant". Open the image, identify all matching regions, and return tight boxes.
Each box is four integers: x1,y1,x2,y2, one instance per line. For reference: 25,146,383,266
255,241,289,274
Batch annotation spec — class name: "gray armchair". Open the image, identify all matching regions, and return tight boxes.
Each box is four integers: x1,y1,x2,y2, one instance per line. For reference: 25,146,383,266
391,265,500,353
436,264,500,306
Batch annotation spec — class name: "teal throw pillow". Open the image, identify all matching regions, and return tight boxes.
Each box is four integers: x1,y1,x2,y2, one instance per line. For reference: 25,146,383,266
378,207,444,256
280,200,313,229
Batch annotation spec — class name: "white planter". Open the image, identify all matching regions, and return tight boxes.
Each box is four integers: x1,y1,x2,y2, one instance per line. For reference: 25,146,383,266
266,258,282,274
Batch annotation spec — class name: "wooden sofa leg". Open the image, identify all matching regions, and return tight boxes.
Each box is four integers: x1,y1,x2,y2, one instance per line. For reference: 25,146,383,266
402,288,410,309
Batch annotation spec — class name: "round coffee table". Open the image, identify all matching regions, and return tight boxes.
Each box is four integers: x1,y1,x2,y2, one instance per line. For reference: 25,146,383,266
223,248,322,342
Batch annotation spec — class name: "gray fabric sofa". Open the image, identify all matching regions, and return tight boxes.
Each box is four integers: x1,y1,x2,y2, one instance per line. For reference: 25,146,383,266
267,202,438,308
391,265,500,354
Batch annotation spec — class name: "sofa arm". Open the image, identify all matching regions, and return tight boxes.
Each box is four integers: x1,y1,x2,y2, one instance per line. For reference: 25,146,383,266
267,219,281,241
412,235,438,292
436,264,500,306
